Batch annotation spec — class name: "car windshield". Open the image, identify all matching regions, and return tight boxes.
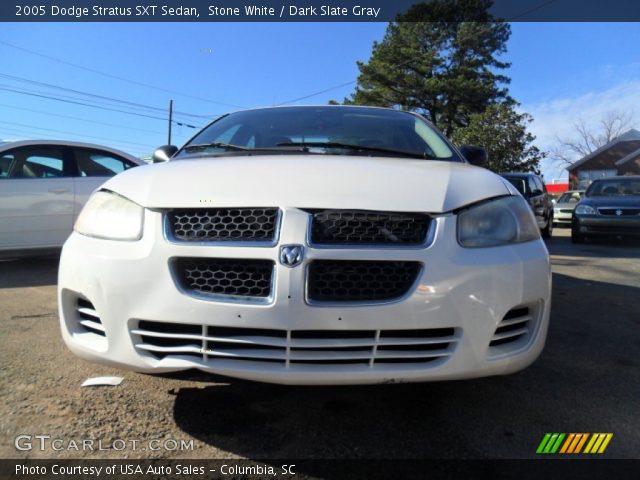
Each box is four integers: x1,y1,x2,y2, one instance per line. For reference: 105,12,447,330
586,179,640,197
558,191,583,203
177,106,457,160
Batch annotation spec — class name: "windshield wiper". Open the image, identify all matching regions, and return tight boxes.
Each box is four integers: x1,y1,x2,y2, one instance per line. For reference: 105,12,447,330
183,142,310,154
184,142,251,152
275,141,435,160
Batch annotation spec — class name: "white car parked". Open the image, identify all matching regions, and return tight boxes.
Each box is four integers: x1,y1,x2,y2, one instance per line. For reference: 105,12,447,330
0,139,141,256
58,106,551,385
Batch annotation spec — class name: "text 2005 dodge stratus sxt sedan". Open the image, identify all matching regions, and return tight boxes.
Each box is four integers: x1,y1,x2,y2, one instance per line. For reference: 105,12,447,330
58,106,551,385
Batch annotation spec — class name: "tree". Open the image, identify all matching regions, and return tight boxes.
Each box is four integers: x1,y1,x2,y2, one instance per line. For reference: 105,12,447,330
451,103,544,174
551,109,636,166
345,0,512,136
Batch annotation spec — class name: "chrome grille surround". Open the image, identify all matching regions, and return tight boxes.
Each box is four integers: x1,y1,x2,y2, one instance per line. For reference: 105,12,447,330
597,207,640,216
306,260,422,304
304,209,433,246
171,258,275,303
165,207,281,245
131,321,461,368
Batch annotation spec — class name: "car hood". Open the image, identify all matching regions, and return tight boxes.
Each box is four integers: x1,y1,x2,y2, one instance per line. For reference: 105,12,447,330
580,195,640,208
101,155,511,213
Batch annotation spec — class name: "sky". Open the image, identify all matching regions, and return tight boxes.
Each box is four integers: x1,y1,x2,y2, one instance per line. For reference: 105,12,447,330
1,21,639,181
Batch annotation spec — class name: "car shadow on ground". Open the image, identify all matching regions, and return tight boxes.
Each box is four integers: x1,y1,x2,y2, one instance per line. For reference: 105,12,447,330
547,231,640,259
0,255,60,288
171,273,639,464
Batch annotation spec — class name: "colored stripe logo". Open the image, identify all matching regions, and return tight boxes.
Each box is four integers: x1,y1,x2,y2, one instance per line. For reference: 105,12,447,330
536,433,613,454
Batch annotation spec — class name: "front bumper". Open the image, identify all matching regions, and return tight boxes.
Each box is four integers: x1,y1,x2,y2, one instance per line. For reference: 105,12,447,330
554,211,573,224
58,209,551,385
573,215,640,236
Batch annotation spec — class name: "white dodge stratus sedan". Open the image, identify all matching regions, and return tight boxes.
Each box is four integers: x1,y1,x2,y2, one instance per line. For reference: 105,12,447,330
58,106,551,385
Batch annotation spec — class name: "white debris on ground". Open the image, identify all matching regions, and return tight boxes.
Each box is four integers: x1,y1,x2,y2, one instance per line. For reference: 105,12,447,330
81,376,123,387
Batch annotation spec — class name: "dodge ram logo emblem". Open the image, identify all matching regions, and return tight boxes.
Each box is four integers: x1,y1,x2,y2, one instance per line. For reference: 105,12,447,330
279,245,304,267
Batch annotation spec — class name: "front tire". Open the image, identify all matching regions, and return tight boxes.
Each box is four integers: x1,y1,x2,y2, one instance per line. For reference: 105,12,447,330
571,226,585,243
541,216,553,238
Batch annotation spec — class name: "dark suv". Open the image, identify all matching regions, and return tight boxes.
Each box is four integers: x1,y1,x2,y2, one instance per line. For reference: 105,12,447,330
500,172,554,238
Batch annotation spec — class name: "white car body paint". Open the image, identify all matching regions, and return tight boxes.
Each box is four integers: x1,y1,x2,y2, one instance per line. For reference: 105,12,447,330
58,154,551,385
59,156,551,384
0,140,141,253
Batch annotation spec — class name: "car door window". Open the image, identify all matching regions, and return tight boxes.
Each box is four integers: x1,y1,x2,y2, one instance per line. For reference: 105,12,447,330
528,177,538,196
534,177,545,193
504,177,526,195
0,154,13,178
5,147,67,178
75,149,136,177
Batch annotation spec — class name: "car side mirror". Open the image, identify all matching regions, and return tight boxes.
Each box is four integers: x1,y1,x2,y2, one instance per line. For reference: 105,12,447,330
459,145,488,167
152,145,178,163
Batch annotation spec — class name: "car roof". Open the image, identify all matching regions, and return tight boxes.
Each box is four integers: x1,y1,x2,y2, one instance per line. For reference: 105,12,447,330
218,104,427,122
232,104,403,113
590,175,640,181
0,139,142,164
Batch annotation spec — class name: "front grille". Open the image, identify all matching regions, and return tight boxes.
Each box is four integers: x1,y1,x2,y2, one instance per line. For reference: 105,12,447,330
489,306,531,348
132,321,459,366
560,209,574,214
584,226,640,235
173,258,274,299
76,298,105,337
307,260,421,303
305,209,431,245
597,208,640,216
168,207,279,242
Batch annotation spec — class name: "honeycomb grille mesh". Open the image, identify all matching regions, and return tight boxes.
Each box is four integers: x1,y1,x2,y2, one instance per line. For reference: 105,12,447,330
307,260,421,302
307,209,431,245
175,258,274,298
169,208,279,242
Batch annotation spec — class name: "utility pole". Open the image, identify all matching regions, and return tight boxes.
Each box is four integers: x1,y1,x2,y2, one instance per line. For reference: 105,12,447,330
168,99,173,145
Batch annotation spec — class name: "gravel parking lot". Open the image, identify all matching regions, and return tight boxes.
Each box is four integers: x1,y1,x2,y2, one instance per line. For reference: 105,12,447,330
1,229,638,460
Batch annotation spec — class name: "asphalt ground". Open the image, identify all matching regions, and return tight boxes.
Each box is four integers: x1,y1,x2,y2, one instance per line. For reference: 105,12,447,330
1,228,638,461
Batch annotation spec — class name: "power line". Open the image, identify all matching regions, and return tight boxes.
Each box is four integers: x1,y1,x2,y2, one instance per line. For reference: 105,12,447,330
276,0,558,106
0,85,203,126
0,72,214,120
0,83,203,126
0,125,150,158
0,103,165,135
276,80,356,105
0,39,245,109
0,120,157,149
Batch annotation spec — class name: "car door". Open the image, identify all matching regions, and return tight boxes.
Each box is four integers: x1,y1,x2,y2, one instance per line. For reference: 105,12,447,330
537,177,552,224
0,145,74,250
528,176,545,228
71,147,138,222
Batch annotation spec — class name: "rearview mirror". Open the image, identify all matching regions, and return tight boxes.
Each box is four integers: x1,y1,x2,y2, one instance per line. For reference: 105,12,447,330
152,145,178,163
459,145,488,167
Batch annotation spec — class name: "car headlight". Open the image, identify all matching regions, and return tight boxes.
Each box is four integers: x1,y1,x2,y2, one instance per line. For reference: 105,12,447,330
574,204,596,215
74,191,144,241
554,208,560,214
458,196,540,248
